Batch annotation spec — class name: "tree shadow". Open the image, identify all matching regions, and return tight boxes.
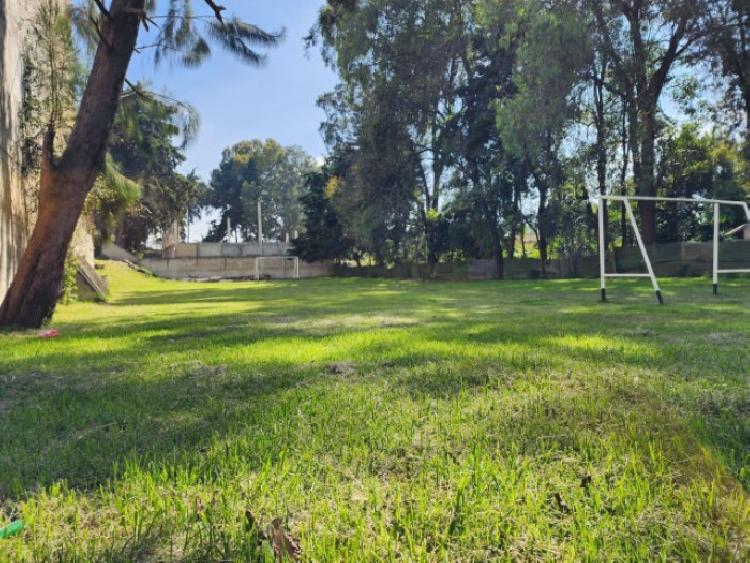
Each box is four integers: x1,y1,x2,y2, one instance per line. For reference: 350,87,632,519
0,272,748,558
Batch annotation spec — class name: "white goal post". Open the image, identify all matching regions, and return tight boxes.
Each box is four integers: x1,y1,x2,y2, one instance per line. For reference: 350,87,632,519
598,195,750,304
255,256,300,280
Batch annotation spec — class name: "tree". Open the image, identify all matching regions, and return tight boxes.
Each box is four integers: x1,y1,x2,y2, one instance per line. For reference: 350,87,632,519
292,169,354,263
104,87,203,250
314,0,468,263
1,0,281,328
204,140,316,243
496,2,591,274
703,1,750,139
590,0,709,244
655,124,748,241
450,2,519,277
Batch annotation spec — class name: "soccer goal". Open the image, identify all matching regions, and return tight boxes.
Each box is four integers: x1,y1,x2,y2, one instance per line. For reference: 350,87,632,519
255,256,300,280
598,195,750,304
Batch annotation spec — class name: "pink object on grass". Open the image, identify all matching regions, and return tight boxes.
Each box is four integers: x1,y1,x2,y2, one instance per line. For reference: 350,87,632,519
37,329,60,338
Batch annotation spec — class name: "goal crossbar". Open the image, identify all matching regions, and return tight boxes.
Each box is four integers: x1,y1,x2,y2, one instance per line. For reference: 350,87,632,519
255,256,300,280
598,195,750,304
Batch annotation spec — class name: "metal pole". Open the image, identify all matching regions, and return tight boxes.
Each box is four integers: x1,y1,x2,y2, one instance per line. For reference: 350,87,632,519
257,200,263,257
598,195,607,301
624,199,663,304
713,202,720,295
255,257,260,281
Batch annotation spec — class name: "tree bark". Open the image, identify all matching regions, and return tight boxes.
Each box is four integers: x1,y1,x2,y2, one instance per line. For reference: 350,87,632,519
0,0,143,328
620,96,630,246
492,229,504,279
537,186,548,277
593,59,608,238
636,103,658,244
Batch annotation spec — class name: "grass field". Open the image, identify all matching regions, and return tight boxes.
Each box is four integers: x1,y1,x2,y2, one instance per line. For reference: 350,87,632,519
1,262,749,560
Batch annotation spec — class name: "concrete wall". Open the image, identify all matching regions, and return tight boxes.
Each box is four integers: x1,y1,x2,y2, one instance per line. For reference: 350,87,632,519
137,241,749,282
101,241,138,262
140,256,335,280
0,0,39,301
1,0,95,303
616,240,750,276
165,242,293,259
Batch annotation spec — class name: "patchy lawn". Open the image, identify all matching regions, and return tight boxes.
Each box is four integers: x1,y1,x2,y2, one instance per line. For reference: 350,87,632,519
1,262,749,560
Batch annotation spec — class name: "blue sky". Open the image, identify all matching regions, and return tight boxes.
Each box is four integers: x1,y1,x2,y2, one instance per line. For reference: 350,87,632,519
126,1,337,239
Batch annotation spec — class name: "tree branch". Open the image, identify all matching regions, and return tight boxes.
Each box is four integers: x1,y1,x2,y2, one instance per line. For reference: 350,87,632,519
89,14,113,50
203,0,226,23
93,0,111,20
123,78,151,100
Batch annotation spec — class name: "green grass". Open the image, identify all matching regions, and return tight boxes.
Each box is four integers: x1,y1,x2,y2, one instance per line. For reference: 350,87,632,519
1,262,749,560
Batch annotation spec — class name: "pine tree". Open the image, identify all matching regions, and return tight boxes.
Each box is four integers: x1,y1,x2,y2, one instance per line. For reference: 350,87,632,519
0,1,282,328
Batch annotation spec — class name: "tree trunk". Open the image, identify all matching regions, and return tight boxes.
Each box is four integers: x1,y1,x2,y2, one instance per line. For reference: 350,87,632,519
594,61,609,248
636,104,658,244
0,0,143,328
0,186,85,327
538,187,548,277
507,181,521,261
506,226,516,261
493,234,504,279
620,98,630,247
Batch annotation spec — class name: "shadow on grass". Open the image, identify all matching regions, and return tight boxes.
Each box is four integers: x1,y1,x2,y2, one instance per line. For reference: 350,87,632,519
0,272,747,559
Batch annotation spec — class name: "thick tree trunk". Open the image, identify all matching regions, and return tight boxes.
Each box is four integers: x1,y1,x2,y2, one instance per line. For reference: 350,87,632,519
636,104,658,245
0,0,143,328
0,185,85,327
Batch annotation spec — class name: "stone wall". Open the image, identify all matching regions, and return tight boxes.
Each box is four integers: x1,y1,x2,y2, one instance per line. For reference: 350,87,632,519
0,0,38,301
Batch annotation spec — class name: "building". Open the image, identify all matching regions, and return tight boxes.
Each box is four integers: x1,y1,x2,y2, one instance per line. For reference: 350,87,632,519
1,0,101,303
0,0,38,301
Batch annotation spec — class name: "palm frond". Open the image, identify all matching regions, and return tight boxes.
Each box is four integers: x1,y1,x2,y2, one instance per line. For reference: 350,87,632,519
102,154,142,205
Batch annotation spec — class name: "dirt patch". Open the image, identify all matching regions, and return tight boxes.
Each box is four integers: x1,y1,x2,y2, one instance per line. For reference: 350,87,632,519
327,362,357,377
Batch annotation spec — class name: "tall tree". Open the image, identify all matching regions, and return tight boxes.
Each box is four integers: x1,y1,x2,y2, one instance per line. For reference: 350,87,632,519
205,140,316,243
292,167,355,263
314,0,468,263
1,1,281,328
704,1,750,138
589,0,708,244
452,1,519,277
496,2,590,274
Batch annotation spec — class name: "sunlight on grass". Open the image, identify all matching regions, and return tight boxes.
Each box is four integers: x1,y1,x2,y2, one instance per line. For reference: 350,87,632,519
0,262,748,560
